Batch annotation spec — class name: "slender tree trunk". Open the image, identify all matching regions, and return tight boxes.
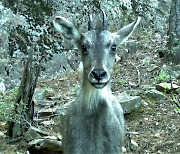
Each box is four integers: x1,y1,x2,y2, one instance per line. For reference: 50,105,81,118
7,47,41,139
167,0,180,64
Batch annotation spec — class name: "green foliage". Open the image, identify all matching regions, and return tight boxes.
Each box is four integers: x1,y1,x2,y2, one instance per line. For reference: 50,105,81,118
155,71,170,83
44,87,54,98
0,102,14,120
175,108,180,113
119,79,126,86
0,88,18,121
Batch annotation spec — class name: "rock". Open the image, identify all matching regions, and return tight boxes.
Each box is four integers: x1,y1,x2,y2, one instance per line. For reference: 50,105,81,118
130,139,139,151
12,50,26,59
156,82,179,93
28,138,63,154
126,42,138,54
44,88,55,98
30,126,50,136
118,49,129,61
33,89,46,100
36,100,56,107
117,93,142,114
41,120,54,127
141,56,153,66
34,88,54,101
175,88,180,94
145,89,167,101
171,70,180,80
147,64,159,72
115,54,121,62
0,81,6,93
78,62,83,70
67,50,81,70
41,52,74,79
37,108,56,117
42,136,59,140
122,147,127,152
125,89,142,96
24,128,41,142
0,131,6,138
54,102,70,119
55,108,66,116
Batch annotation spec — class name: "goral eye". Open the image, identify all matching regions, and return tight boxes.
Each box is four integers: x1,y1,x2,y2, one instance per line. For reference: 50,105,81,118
81,45,87,52
111,44,117,52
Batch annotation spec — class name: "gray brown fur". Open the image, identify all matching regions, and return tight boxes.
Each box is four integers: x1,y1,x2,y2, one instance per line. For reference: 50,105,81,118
53,13,141,154
63,84,124,154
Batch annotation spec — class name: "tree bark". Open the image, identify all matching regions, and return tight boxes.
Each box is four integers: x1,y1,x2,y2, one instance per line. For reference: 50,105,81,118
7,47,41,139
167,0,180,64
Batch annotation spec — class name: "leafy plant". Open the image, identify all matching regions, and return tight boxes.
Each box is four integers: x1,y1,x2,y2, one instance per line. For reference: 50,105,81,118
119,79,126,86
155,71,170,82
0,88,18,121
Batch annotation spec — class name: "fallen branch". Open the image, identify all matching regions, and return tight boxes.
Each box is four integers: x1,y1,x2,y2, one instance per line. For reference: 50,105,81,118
6,136,23,144
129,62,141,87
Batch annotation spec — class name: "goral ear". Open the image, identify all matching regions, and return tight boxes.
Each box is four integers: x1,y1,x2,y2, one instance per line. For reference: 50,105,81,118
115,17,141,45
53,16,82,41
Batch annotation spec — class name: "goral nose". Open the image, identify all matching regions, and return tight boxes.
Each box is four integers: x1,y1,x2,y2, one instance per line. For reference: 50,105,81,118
90,69,107,81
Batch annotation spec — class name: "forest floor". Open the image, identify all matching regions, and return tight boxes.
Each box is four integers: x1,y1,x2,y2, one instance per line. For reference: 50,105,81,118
0,34,180,153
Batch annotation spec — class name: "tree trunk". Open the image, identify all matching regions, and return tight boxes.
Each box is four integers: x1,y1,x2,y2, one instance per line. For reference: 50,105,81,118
167,0,180,64
7,47,41,139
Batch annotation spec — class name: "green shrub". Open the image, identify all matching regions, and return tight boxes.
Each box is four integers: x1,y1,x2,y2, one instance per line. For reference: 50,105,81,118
155,71,170,83
0,88,18,121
